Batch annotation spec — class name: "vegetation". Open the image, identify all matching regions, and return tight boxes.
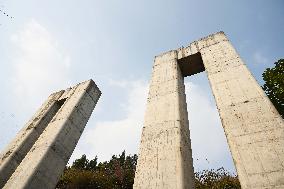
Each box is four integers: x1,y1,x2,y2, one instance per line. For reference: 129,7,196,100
56,151,240,189
262,59,284,118
56,151,137,189
195,168,240,189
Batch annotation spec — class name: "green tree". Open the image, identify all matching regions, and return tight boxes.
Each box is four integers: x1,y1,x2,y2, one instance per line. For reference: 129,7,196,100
56,151,138,189
72,154,89,170
262,59,284,117
86,156,98,171
195,167,240,189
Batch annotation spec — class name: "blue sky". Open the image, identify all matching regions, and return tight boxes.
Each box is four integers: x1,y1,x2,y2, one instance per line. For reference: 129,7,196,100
0,0,283,173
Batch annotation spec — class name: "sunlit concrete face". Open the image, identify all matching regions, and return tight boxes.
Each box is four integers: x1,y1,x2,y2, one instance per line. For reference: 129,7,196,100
133,50,195,189
134,32,284,189
0,79,101,189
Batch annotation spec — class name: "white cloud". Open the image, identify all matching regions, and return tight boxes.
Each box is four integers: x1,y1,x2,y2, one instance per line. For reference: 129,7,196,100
71,80,148,162
253,51,269,64
108,78,130,88
10,19,71,111
0,19,72,153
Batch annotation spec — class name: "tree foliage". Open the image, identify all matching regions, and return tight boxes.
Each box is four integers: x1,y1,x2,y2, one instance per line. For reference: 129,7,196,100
262,59,284,117
56,151,137,189
195,168,240,189
56,152,240,189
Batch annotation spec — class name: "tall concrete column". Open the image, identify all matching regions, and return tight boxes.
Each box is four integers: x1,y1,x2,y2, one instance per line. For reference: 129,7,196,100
177,32,284,188
2,79,101,189
133,51,195,189
199,33,284,189
0,90,64,187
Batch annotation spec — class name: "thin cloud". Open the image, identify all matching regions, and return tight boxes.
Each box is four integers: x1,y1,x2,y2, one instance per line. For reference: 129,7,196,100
10,19,71,112
253,51,269,64
0,19,72,150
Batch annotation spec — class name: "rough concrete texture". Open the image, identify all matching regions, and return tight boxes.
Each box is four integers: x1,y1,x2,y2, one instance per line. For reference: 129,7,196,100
2,79,101,189
0,91,64,188
134,32,284,189
133,51,195,188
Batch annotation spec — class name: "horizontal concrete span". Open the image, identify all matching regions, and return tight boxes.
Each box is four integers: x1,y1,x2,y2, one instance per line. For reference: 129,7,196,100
0,79,101,189
134,32,284,189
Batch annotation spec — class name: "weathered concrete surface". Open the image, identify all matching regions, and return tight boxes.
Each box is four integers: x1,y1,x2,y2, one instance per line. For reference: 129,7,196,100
134,32,284,189
2,79,101,189
0,91,64,188
133,51,195,189
197,32,284,189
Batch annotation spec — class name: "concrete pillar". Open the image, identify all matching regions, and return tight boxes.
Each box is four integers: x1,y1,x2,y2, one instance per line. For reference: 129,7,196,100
199,32,284,189
0,90,64,187
133,51,195,189
2,79,101,189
